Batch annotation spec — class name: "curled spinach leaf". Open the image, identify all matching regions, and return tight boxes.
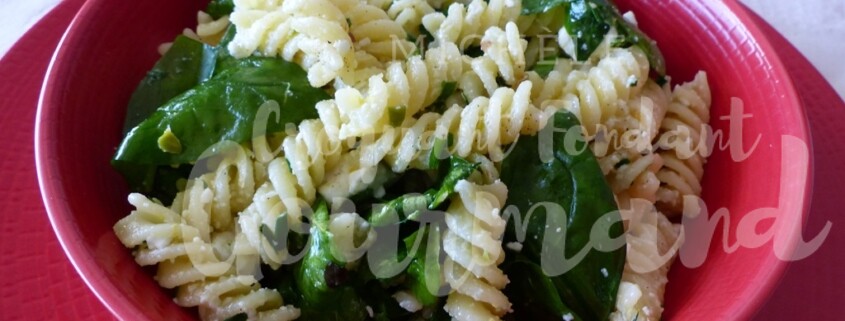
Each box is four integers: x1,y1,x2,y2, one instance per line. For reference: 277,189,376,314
113,55,328,200
368,156,477,226
500,111,625,321
295,201,369,320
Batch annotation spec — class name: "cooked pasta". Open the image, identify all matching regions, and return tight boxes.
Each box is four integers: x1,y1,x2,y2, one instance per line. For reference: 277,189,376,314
346,0,417,62
316,42,464,140
421,0,521,49
319,81,553,199
655,72,711,215
528,47,651,136
462,22,527,98
443,179,510,321
386,0,436,37
175,275,301,321
228,0,355,87
610,200,683,321
196,11,231,45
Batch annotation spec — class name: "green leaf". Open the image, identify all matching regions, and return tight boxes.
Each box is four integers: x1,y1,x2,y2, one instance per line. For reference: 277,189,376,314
122,36,212,134
522,0,569,15
403,224,443,307
112,56,328,197
206,0,235,19
500,111,625,321
295,201,369,320
503,260,582,321
368,156,477,226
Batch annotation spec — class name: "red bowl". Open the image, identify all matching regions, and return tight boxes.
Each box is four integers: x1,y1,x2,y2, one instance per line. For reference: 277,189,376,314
36,0,811,320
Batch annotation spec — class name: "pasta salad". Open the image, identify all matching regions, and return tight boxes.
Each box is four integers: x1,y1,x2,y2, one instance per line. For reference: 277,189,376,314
111,0,710,320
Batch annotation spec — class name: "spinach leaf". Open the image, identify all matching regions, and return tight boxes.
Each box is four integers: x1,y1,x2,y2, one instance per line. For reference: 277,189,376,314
522,0,569,15
122,36,215,134
522,0,666,76
503,260,582,321
500,111,625,321
403,224,443,308
295,201,369,321
112,56,328,197
368,157,477,226
206,0,235,19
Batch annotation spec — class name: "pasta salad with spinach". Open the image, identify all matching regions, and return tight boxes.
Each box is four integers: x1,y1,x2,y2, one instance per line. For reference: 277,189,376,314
112,0,710,320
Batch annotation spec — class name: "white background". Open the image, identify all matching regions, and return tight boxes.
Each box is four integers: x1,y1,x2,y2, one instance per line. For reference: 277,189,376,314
1,0,842,100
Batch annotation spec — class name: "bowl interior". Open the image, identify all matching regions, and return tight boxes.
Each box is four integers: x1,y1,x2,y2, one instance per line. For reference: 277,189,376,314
36,0,810,320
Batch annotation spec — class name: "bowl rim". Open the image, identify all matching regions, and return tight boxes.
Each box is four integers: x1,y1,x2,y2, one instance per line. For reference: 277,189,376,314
33,0,813,320
34,0,136,319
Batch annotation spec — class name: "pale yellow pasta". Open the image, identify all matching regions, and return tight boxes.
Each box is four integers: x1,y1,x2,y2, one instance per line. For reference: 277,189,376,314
176,275,300,321
317,42,464,140
655,72,711,215
196,11,230,45
386,0,436,37
443,179,510,321
528,47,651,136
346,0,417,62
462,22,527,98
228,0,354,87
421,0,521,49
610,200,683,321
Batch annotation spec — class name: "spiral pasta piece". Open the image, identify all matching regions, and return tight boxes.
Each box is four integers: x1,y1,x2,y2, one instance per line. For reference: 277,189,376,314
443,179,510,321
655,72,711,215
114,143,257,284
317,42,464,140
228,0,354,87
175,275,300,321
241,120,343,268
345,0,417,62
196,11,231,45
459,22,527,100
386,0,436,37
610,200,682,321
421,0,521,49
599,151,664,205
528,47,650,136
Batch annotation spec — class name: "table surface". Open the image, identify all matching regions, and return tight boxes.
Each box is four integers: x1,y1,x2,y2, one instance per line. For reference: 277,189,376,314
0,0,842,320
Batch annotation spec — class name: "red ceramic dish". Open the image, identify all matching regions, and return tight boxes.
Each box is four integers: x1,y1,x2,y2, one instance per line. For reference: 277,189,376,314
35,0,811,320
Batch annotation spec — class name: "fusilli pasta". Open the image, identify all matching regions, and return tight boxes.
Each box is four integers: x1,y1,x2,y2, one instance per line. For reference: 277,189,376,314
610,200,683,321
176,275,301,321
421,0,521,49
228,0,354,87
442,179,511,321
655,72,711,215
317,42,464,140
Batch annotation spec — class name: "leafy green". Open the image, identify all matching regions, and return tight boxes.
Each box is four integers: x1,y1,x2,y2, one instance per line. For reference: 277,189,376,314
500,111,625,321
295,201,369,320
403,224,443,308
113,56,328,199
122,36,214,134
368,157,477,226
206,0,235,19
503,260,581,321
522,0,570,15
521,0,665,76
